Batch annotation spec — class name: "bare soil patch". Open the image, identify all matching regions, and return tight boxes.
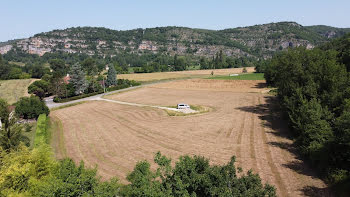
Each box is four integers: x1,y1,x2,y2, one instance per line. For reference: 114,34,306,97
51,79,330,196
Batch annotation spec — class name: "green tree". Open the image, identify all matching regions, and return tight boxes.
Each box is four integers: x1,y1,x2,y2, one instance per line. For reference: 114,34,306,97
49,59,67,78
69,63,88,95
0,98,9,129
121,152,276,196
106,64,117,87
200,57,209,69
81,57,97,76
15,96,49,119
28,80,50,99
0,98,28,151
174,55,187,71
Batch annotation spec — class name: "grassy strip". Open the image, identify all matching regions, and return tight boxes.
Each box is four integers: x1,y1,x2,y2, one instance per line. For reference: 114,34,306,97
207,73,265,80
49,116,67,158
51,101,87,111
22,122,37,149
34,114,50,147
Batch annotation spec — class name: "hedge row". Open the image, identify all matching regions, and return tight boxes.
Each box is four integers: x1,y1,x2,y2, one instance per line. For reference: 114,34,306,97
53,82,141,103
34,114,49,147
53,91,103,103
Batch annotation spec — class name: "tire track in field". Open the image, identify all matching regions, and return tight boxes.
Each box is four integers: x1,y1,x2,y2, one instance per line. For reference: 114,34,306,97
90,105,184,154
235,110,247,162
257,96,289,197
249,96,257,172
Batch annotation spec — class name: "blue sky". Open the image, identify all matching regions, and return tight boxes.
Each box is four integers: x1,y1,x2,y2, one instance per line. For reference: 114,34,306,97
1,0,349,41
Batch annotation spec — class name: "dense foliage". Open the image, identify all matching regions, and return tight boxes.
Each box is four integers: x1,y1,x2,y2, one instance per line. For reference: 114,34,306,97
264,34,350,192
69,63,88,95
0,98,30,151
0,145,120,197
106,64,117,87
122,152,276,196
15,96,50,119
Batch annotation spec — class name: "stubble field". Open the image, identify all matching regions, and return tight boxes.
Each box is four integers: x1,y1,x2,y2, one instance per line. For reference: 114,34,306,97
50,78,330,197
118,67,256,82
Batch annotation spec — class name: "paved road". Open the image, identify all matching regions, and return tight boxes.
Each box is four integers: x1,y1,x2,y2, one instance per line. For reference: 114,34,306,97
45,85,141,109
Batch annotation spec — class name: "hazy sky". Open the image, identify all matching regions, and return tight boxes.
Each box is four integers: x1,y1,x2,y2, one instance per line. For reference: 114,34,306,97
1,0,349,41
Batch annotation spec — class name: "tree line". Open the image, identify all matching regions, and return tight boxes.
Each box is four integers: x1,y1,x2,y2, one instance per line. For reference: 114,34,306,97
1,48,256,80
262,33,350,195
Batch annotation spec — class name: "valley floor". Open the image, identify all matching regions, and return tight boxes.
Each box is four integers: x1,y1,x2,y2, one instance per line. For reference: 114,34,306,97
50,79,331,197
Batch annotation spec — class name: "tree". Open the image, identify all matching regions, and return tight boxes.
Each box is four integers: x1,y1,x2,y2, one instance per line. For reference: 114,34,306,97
0,98,28,151
81,57,97,76
15,96,49,119
28,80,50,99
69,63,88,95
263,40,350,189
49,59,67,78
0,146,120,196
200,57,209,69
121,152,276,196
106,64,117,87
0,98,9,129
174,55,187,71
24,63,48,78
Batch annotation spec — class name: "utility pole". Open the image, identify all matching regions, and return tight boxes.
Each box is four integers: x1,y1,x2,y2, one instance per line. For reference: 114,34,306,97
103,77,106,94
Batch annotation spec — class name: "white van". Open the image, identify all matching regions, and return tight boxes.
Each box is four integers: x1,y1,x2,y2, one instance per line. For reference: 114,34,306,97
177,103,190,109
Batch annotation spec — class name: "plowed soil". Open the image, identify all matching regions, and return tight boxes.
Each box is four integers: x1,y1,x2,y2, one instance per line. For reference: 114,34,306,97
51,79,331,197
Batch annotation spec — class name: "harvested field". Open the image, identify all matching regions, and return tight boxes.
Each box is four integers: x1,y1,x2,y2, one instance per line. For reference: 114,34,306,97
51,79,330,197
148,78,267,93
118,67,255,82
0,79,36,104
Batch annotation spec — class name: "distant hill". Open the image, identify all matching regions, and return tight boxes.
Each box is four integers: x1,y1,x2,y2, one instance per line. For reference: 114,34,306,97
305,25,350,38
1,21,349,60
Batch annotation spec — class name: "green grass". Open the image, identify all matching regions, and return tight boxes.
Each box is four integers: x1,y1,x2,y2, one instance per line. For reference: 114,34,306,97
34,114,50,147
22,121,37,149
0,79,34,104
207,73,265,80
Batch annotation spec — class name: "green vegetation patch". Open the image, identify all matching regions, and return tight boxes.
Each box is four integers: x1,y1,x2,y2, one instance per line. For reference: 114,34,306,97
34,114,50,147
207,73,265,80
51,101,87,111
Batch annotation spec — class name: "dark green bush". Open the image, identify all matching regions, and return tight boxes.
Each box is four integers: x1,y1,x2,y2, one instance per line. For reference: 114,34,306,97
15,96,49,119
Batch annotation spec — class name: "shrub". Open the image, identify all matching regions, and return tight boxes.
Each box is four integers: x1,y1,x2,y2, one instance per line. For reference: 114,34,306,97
15,96,49,119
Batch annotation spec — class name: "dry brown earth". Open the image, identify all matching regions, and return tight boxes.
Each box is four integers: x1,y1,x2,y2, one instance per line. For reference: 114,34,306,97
51,79,331,197
118,67,256,82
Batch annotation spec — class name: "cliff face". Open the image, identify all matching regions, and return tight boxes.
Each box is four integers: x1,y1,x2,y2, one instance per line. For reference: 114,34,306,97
1,22,348,59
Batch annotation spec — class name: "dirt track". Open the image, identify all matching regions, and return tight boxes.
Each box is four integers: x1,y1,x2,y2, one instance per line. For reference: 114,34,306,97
51,79,331,197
